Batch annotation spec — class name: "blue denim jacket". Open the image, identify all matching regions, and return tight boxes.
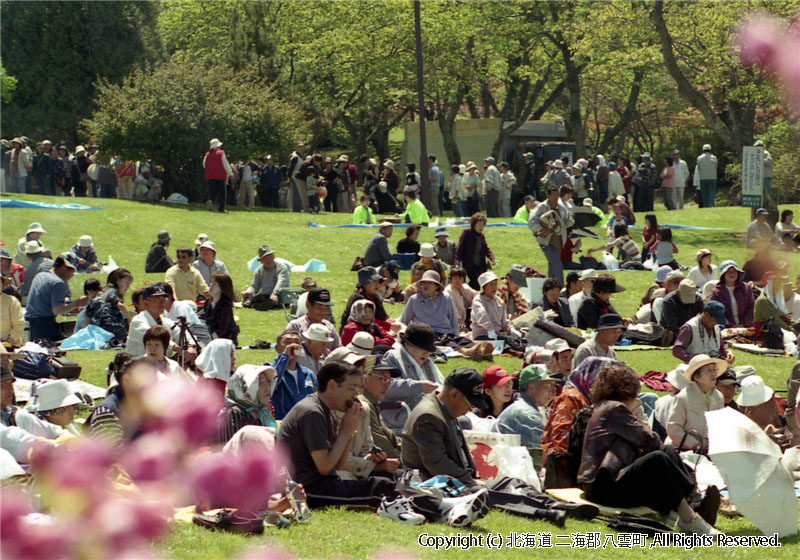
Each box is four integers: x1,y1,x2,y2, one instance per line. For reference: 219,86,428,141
493,393,547,448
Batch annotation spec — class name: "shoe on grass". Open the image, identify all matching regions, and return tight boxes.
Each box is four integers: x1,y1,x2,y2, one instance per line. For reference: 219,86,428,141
677,514,721,535
377,496,426,525
441,488,490,528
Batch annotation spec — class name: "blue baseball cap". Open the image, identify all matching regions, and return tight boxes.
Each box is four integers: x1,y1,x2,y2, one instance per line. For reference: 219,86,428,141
703,301,727,327
485,157,496,165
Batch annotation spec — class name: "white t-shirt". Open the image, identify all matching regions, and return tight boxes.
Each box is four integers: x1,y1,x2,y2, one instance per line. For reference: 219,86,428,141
687,265,718,290
727,286,739,325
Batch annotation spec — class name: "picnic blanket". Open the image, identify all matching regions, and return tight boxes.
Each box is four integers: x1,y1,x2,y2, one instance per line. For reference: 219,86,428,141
729,343,786,356
545,487,657,516
0,199,100,210
13,378,107,404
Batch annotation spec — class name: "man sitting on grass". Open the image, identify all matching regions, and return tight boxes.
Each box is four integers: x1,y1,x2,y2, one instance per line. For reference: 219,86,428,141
277,360,491,527
165,247,209,302
280,288,341,357
241,244,289,311
269,331,318,420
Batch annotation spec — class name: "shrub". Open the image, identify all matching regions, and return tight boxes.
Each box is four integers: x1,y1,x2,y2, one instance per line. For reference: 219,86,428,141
82,57,305,201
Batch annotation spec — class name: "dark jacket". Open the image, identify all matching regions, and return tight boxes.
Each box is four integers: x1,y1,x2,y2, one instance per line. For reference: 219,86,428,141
577,293,619,330
540,295,574,328
204,297,239,344
710,281,754,327
145,242,173,274
578,400,661,484
659,292,703,336
455,228,494,274
401,393,476,484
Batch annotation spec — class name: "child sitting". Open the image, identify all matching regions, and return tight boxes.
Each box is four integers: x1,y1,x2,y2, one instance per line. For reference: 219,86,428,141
651,227,680,270
605,203,627,243
76,278,103,331
641,214,658,262
588,224,643,269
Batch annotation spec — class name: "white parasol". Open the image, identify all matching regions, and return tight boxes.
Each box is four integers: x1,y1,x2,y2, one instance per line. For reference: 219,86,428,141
706,407,798,537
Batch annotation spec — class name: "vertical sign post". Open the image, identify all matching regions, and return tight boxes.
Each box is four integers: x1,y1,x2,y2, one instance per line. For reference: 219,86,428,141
741,146,764,208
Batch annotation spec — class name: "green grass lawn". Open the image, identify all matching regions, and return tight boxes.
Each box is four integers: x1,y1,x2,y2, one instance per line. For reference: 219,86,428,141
2,192,799,558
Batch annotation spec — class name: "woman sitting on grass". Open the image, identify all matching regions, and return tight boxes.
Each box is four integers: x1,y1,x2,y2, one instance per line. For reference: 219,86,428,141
217,364,277,444
85,267,134,342
203,273,239,345
578,363,720,535
340,299,395,353
542,357,620,460
687,249,717,290
710,260,754,328
143,326,193,383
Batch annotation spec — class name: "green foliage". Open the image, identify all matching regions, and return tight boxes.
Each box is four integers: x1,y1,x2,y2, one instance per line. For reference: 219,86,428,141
0,60,17,104
82,57,305,201
0,0,159,144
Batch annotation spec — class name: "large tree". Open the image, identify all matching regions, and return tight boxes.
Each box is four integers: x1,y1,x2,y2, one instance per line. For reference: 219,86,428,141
0,1,158,144
649,0,792,154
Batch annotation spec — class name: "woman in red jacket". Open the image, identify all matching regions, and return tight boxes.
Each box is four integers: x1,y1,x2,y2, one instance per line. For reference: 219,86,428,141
340,299,395,354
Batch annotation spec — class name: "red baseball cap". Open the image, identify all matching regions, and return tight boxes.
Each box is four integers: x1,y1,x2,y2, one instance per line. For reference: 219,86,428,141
482,366,513,389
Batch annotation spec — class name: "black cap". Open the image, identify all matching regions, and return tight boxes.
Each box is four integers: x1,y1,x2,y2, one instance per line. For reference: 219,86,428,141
597,313,625,330
594,275,625,294
308,288,334,306
400,323,437,353
384,260,401,280
142,284,168,299
447,367,489,410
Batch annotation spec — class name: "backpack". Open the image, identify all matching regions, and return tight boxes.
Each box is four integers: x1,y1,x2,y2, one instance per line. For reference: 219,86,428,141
760,319,784,350
12,351,56,380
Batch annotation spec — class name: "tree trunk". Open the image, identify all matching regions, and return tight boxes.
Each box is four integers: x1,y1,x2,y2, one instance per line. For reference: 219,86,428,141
437,114,461,167
650,1,738,151
596,67,646,155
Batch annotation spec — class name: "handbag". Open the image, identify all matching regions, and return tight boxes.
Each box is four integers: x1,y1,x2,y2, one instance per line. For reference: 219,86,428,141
543,451,578,489
47,356,82,379
760,319,784,350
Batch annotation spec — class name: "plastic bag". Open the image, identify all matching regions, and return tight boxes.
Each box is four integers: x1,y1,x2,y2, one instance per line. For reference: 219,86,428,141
601,251,619,270
488,444,541,491
100,256,118,275
642,255,656,270
59,325,115,350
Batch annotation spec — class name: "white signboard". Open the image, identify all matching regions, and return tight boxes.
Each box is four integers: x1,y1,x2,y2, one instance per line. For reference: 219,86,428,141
741,146,764,208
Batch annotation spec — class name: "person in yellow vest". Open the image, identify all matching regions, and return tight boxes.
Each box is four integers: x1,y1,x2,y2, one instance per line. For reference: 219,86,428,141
513,195,538,224
396,187,429,225
352,194,376,224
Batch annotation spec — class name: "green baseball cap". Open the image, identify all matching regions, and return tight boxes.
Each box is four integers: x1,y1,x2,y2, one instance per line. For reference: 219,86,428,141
519,364,557,388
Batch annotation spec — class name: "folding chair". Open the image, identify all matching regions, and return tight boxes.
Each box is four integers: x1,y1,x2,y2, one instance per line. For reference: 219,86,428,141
278,288,304,323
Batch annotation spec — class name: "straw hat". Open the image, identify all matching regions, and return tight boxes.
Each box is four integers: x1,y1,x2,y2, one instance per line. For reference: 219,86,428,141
684,354,727,382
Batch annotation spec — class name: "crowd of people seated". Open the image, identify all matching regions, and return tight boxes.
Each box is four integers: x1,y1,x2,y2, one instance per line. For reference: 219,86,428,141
3,190,800,538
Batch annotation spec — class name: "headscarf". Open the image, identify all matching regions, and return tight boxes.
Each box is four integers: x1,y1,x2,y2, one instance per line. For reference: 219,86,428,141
196,339,235,382
225,364,276,429
596,155,606,167
761,272,787,315
348,298,375,325
566,357,621,401
576,158,589,171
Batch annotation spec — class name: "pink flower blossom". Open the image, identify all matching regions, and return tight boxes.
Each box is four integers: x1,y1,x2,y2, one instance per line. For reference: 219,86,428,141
189,447,284,512
735,12,800,113
139,378,221,446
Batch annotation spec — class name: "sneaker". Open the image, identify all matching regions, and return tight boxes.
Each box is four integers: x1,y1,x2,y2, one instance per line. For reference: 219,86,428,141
442,488,490,528
377,496,426,525
677,514,721,535
206,200,213,210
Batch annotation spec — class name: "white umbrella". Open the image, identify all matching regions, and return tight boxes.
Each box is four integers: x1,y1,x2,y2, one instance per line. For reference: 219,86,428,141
706,407,798,537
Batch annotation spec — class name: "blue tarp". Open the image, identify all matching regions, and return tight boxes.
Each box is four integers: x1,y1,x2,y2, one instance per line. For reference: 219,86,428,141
308,221,731,231
308,221,525,229
0,199,100,210
60,325,115,350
